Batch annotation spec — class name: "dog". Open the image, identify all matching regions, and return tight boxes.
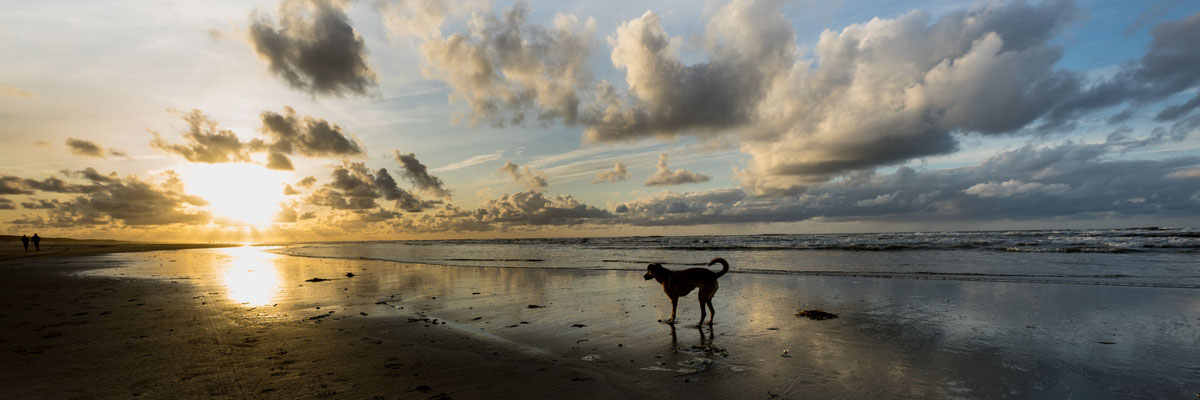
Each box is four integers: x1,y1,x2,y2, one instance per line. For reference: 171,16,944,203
644,258,729,326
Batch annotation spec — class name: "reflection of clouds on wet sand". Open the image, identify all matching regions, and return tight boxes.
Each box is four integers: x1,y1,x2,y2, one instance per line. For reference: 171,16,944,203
88,247,1200,399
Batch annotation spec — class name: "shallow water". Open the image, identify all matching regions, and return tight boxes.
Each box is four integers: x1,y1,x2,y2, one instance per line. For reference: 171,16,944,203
275,228,1200,288
83,245,1200,399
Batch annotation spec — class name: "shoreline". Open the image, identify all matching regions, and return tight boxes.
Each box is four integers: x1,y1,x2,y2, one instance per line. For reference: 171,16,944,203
0,242,238,262
2,247,1198,398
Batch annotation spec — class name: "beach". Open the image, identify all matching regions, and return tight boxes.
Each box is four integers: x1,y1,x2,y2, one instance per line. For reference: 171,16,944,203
1,243,1198,399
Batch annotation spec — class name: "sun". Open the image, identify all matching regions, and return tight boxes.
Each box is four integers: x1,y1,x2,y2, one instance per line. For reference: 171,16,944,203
175,163,290,227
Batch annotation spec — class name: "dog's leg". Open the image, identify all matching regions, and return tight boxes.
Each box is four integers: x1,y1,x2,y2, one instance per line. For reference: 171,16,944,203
700,299,710,324
669,296,678,324
698,296,707,327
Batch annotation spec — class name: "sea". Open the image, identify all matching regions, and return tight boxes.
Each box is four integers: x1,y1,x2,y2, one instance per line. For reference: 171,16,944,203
274,227,1200,289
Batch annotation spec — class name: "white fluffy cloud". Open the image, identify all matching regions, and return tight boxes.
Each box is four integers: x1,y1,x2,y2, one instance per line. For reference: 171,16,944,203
593,162,630,183
419,3,596,127
644,153,710,186
498,161,549,191
414,1,1200,198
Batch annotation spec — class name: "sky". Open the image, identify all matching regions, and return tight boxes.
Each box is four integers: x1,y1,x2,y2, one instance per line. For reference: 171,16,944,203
1,0,1199,242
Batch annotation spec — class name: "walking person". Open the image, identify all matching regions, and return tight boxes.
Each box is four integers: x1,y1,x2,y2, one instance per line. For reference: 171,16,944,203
21,234,29,251
31,233,40,251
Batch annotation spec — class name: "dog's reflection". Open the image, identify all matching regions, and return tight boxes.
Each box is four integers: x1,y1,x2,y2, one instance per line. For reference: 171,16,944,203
668,323,714,352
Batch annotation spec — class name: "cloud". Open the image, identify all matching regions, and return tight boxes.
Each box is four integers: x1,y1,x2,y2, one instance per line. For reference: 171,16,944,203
376,0,487,39
1,84,32,97
963,180,1071,198
20,199,63,209
266,152,295,170
393,151,451,198
412,1,1200,197
0,198,13,210
393,190,612,232
257,106,366,158
433,152,503,172
644,153,710,186
152,108,366,169
498,161,548,191
593,162,630,183
0,176,33,195
64,138,129,159
65,138,104,157
419,2,596,127
296,176,317,188
248,0,377,96
739,0,1084,194
609,140,1200,226
150,110,253,164
306,162,437,212
1168,168,1200,178
856,192,900,207
583,0,796,143
7,170,211,227
1047,11,1200,126
610,189,746,226
274,203,298,223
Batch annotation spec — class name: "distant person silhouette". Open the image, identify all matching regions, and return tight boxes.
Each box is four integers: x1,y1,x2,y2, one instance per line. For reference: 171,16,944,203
21,234,30,251
32,234,40,251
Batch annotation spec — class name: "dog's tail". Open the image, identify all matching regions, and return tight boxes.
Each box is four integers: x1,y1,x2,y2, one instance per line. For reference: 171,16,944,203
709,257,729,278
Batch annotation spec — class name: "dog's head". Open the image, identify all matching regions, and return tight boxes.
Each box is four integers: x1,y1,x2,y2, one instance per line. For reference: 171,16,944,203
644,263,666,282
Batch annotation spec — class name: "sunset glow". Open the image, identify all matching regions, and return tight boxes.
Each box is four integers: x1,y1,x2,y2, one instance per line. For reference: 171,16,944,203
175,163,290,228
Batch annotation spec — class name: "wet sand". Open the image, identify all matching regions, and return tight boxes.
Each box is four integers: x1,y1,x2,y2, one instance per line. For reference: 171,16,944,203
2,246,1198,399
0,241,234,262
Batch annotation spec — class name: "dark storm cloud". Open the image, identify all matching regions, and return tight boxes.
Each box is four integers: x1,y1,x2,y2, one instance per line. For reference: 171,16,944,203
248,0,377,96
393,151,451,198
643,153,710,186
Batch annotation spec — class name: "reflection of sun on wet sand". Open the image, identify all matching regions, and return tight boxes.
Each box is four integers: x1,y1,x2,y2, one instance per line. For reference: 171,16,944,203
1,245,1198,398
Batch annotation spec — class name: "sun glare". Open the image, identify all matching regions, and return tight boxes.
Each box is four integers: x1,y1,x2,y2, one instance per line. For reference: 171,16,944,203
217,246,283,306
176,163,289,228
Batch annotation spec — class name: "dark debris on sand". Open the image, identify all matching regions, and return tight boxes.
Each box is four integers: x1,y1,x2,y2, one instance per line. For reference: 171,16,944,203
796,309,839,320
305,278,331,282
